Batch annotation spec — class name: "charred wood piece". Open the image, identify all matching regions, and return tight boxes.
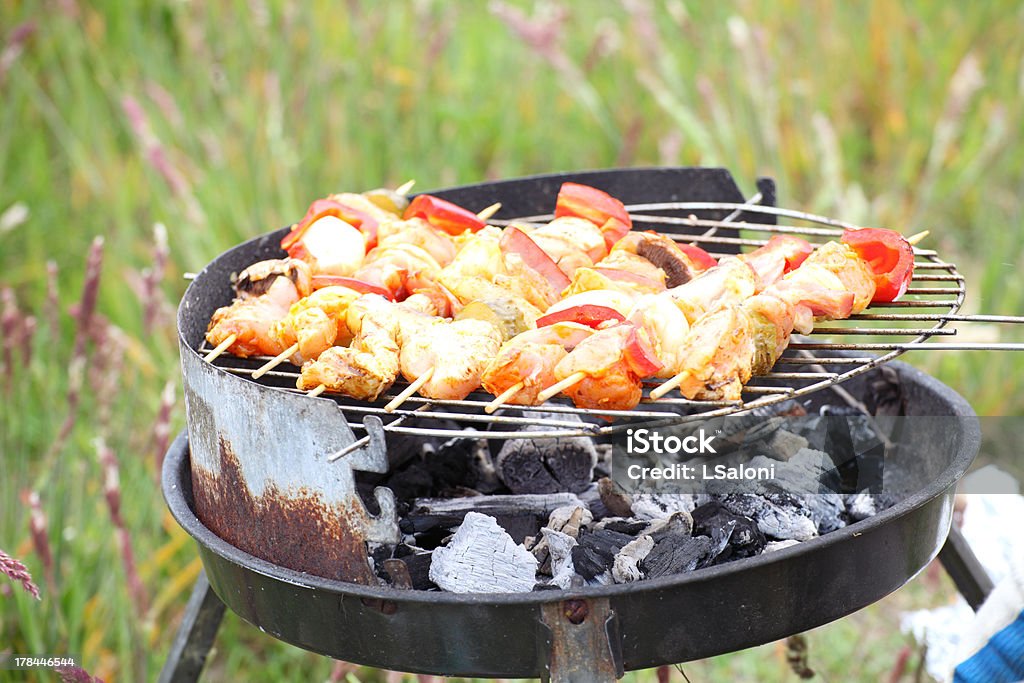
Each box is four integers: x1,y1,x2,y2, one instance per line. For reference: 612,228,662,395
571,529,634,581
612,535,655,583
691,501,766,559
495,426,596,494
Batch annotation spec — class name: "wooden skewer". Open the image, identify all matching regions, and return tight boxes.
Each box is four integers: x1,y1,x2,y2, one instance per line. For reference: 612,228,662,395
535,371,587,403
484,381,525,414
203,334,237,363
476,202,502,221
907,230,930,246
307,384,327,397
384,368,434,413
395,179,416,196
648,371,689,400
252,343,299,379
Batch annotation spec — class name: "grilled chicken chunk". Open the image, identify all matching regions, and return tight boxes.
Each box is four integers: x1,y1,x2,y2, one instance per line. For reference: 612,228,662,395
205,260,312,358
400,319,504,400
668,305,756,402
481,322,594,405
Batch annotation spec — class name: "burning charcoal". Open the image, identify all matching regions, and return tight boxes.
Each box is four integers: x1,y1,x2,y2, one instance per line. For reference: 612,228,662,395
495,424,597,494
716,493,818,542
691,502,766,559
571,529,634,581
429,512,538,593
541,528,578,589
612,535,654,584
597,477,633,517
630,493,700,520
640,533,715,578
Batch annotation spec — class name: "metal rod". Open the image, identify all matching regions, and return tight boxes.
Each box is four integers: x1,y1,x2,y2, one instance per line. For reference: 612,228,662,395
808,327,957,336
789,342,1024,351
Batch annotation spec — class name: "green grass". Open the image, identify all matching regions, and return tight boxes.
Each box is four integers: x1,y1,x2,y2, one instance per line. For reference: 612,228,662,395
1,1,1022,681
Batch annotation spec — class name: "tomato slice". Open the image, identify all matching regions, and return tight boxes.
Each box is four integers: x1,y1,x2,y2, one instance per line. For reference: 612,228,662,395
536,304,625,330
622,324,663,377
841,228,915,302
310,275,395,300
403,194,486,235
499,226,572,293
554,183,632,249
675,243,718,271
282,198,379,251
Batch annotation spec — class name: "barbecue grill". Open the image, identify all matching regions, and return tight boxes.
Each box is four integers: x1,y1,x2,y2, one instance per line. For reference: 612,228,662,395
165,167,1019,682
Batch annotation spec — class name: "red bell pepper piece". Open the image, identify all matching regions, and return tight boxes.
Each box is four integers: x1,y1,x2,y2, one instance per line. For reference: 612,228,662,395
622,324,663,377
403,194,486,235
536,304,625,330
765,235,814,272
554,183,632,249
675,243,718,271
310,275,395,300
499,226,572,293
282,198,380,251
841,228,915,302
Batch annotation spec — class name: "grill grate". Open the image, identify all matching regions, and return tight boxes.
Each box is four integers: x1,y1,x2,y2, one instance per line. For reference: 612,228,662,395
198,199,1024,441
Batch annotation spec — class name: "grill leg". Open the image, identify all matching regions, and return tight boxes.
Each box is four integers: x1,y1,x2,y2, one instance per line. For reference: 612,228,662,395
540,598,624,682
158,570,226,683
938,525,994,611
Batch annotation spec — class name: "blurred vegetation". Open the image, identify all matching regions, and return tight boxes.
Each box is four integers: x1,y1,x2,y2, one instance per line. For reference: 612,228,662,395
1,1,1021,681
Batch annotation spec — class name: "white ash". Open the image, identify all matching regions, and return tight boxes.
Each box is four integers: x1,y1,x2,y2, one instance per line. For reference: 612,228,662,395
717,494,818,542
845,492,878,521
541,528,578,590
429,512,538,593
612,535,655,584
764,539,801,553
547,505,592,538
630,493,702,520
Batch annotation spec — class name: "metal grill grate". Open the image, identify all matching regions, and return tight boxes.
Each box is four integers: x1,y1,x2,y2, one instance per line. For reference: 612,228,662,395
198,200,1024,442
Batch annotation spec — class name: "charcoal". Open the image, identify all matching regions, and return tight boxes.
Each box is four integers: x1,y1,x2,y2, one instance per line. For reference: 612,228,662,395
597,477,633,517
496,425,596,494
612,535,655,583
406,493,582,537
802,493,846,534
640,533,715,578
843,491,899,521
716,493,817,541
382,554,435,590
644,511,694,539
691,502,766,559
593,443,614,479
571,529,635,580
763,430,810,461
429,512,538,593
630,493,700,520
541,528,578,589
546,505,592,538
598,518,651,536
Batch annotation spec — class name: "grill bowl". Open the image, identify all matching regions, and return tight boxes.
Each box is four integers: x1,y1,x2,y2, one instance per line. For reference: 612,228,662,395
164,358,978,678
